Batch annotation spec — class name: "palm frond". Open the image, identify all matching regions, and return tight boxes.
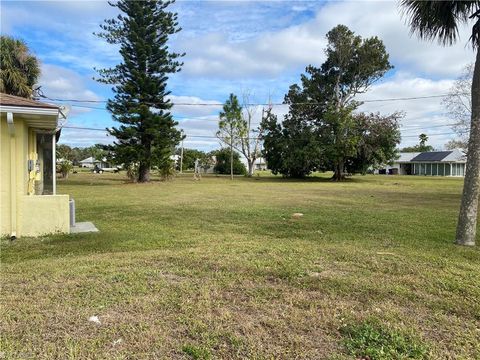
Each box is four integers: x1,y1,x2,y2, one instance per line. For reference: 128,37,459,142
401,0,480,48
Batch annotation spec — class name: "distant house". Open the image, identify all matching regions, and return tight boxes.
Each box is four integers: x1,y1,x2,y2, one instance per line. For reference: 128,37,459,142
376,149,466,176
79,156,110,168
254,157,267,171
239,157,268,172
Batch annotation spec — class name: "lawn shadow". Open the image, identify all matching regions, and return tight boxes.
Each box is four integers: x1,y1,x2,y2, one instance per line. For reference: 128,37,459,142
241,175,365,184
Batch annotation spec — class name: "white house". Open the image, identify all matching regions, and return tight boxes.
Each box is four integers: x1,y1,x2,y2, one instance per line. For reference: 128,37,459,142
376,149,467,176
254,157,267,171
239,157,268,172
79,156,110,168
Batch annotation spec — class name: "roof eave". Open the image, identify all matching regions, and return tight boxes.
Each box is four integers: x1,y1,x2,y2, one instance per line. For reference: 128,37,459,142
0,105,59,116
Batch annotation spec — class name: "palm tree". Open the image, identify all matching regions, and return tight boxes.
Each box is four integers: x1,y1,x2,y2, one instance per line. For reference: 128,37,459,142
419,133,428,147
0,36,40,98
401,1,480,246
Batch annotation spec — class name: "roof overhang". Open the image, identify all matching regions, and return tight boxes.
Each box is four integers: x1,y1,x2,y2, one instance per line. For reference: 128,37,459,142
0,105,60,130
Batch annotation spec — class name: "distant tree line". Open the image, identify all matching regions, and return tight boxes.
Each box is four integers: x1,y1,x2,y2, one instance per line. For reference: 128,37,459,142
56,144,107,166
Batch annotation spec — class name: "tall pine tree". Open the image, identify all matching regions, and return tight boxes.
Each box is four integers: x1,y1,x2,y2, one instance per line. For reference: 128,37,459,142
96,0,184,182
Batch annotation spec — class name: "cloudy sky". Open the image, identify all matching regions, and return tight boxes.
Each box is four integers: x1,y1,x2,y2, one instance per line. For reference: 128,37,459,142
1,0,474,150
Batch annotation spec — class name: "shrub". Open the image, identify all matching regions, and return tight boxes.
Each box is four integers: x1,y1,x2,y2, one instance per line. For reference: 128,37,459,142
125,163,139,182
213,148,246,175
158,158,176,181
57,160,73,179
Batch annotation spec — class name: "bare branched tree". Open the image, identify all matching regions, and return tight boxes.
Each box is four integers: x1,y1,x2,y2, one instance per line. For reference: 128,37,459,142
237,92,265,177
442,63,473,148
216,92,266,177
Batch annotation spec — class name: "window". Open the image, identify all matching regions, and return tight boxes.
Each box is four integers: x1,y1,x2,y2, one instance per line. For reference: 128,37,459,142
420,163,426,175
438,163,445,176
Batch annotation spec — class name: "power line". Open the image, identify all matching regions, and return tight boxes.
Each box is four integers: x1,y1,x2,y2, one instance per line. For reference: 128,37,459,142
65,103,464,131
61,125,466,139
62,111,464,131
401,131,467,138
61,126,226,139
39,92,468,107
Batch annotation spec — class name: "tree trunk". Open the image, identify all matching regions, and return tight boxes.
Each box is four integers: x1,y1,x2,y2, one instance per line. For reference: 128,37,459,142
455,50,480,246
230,142,234,180
247,159,254,177
138,163,150,183
332,159,345,181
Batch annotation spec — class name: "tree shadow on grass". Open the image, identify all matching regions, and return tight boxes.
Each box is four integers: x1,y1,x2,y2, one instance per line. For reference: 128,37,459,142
59,177,130,186
240,175,365,184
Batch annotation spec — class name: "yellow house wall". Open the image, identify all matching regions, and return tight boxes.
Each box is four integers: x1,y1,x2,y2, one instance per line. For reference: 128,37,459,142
0,112,70,238
0,114,12,236
18,195,70,236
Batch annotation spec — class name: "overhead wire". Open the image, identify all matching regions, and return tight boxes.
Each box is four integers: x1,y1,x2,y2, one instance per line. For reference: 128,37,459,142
61,125,467,140
39,92,468,107
47,92,468,142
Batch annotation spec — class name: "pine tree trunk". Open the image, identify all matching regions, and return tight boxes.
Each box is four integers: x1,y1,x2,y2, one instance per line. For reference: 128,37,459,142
455,50,480,246
138,163,150,183
138,140,152,183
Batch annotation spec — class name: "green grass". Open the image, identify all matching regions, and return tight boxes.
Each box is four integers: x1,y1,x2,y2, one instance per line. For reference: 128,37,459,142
1,172,479,359
341,319,429,359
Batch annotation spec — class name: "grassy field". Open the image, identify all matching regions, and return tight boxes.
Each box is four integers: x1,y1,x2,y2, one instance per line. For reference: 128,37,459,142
1,172,479,359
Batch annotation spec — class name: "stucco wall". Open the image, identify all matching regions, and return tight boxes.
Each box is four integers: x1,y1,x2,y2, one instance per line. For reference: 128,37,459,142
18,195,70,236
1,112,69,237
0,114,11,236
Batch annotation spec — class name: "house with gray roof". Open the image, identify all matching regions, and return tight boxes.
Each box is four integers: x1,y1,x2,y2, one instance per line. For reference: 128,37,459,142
377,149,467,176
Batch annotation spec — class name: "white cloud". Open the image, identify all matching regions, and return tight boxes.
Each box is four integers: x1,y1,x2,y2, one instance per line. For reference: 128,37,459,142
179,0,474,79
38,63,101,115
357,73,458,148
58,127,112,148
169,95,222,117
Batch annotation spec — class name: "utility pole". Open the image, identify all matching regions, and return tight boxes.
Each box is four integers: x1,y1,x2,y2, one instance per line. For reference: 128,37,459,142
180,139,184,174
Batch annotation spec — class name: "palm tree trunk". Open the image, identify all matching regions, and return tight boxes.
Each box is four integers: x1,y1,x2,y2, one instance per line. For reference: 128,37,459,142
455,50,480,246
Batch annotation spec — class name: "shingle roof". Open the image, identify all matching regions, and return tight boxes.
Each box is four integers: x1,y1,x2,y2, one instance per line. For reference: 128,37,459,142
0,93,58,109
411,151,452,162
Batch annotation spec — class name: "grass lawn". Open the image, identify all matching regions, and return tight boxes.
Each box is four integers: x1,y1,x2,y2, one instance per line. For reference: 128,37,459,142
1,172,479,359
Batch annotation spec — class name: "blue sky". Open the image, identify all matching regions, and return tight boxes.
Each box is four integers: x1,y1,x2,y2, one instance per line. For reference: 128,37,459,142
1,0,475,150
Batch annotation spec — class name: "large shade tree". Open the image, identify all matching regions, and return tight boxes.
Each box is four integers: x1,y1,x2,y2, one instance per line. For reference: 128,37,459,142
401,0,480,246
0,36,40,98
96,0,184,182
285,25,393,180
263,25,395,179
